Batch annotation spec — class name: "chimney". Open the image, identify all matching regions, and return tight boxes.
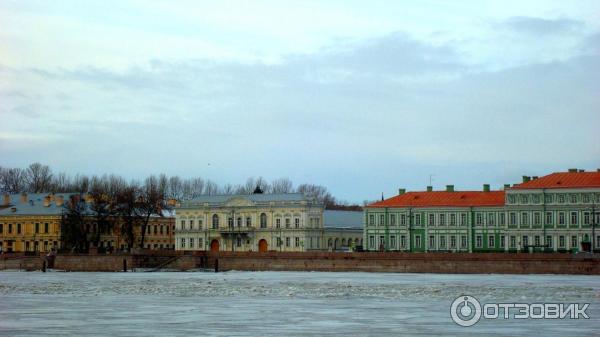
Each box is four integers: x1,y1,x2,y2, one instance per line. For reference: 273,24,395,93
426,186,433,192
398,188,406,195
3,193,9,206
20,192,27,204
522,176,530,183
483,184,490,192
503,184,510,190
578,169,585,173
11,207,17,213
568,168,577,173
532,176,538,180
43,195,51,207
446,185,454,192
56,195,65,207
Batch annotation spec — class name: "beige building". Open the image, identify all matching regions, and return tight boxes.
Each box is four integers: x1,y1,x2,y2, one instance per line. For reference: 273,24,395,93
174,192,325,252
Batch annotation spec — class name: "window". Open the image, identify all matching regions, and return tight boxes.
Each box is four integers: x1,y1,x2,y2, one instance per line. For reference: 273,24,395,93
499,213,505,225
476,213,483,226
583,194,590,203
429,235,435,249
500,235,505,248
189,220,194,230
570,212,578,225
487,213,495,226
390,235,396,249
276,218,281,228
559,235,565,248
546,236,552,248
415,235,421,248
429,214,435,226
476,235,482,248
415,214,421,226
450,236,456,248
534,213,541,226
534,235,540,246
461,236,467,248
584,212,590,225
570,194,577,203
212,214,219,229
390,214,396,226
379,214,385,225
0,224,3,233
236,237,242,247
522,236,529,247
295,237,300,247
450,214,456,226
369,236,375,249
400,214,406,225
546,212,552,225
154,225,158,234
369,215,375,226
520,195,528,204
440,236,446,249
190,238,194,248
285,218,291,228
17,223,21,234
285,237,290,247
508,195,516,204
180,238,185,248
545,194,553,203
571,236,577,248
532,195,540,203
228,217,234,228
247,217,252,227
260,213,267,228
460,213,467,226
35,223,39,234
558,194,565,203
198,238,203,248
236,217,242,227
558,212,565,225
295,218,300,228
439,214,446,226
400,235,406,248
510,236,516,248
509,213,516,226
521,212,529,226
488,235,495,248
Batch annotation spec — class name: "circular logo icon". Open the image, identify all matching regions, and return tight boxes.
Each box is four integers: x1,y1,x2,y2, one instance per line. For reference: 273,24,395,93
450,295,482,327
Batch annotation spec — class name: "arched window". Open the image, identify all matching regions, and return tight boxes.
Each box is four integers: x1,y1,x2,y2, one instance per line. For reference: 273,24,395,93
260,213,267,228
212,214,219,229
237,217,242,227
328,238,333,247
228,217,234,228
342,239,346,246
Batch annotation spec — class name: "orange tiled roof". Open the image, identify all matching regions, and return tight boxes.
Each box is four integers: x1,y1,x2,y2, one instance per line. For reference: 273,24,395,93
367,191,505,208
511,172,600,189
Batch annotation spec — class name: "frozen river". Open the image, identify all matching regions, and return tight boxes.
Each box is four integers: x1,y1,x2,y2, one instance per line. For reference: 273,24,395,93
0,271,599,336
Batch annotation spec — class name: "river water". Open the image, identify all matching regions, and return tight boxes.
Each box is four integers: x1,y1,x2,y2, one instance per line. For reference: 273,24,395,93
0,271,598,336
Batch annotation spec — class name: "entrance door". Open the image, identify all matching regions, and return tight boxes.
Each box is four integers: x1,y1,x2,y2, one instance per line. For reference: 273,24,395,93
258,239,268,252
210,239,220,252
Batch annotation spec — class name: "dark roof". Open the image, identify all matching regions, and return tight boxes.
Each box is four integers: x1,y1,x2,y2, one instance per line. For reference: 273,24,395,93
0,193,75,216
186,193,315,204
323,210,363,229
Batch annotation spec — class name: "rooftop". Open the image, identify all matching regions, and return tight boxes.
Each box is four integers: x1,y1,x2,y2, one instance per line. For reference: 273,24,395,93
183,193,318,204
323,210,363,229
367,191,505,208
0,193,75,216
511,171,600,190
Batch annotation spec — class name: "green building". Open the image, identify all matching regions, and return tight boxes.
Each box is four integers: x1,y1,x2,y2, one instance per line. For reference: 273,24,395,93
364,170,600,253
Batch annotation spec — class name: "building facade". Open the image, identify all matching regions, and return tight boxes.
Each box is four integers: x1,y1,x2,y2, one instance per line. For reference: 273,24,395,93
0,192,175,253
322,210,363,251
174,193,325,252
364,170,600,253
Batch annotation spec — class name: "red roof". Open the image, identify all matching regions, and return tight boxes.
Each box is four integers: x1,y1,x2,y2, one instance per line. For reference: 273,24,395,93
367,191,505,208
511,172,600,189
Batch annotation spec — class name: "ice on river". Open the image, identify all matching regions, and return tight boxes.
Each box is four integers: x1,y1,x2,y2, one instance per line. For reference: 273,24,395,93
0,271,599,336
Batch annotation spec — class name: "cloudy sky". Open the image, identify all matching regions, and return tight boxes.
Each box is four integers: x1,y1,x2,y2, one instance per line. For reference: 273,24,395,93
1,0,599,203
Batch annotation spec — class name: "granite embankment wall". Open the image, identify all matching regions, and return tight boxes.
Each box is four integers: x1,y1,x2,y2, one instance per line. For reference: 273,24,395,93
2,252,599,274
205,252,600,275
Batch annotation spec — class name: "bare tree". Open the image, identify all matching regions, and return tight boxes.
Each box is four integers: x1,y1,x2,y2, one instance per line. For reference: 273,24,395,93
205,180,218,195
0,167,27,193
138,175,169,249
271,178,293,193
25,162,53,192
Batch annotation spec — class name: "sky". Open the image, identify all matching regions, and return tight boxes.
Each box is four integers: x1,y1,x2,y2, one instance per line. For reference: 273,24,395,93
1,0,599,203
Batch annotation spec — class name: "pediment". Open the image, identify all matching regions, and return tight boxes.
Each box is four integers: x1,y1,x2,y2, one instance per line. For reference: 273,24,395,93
224,197,255,207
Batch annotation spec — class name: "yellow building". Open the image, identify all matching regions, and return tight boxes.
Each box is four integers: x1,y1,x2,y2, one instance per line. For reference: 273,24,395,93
0,193,65,253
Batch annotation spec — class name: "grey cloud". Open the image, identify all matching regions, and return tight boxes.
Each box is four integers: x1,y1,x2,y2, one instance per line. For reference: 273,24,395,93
502,16,584,35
